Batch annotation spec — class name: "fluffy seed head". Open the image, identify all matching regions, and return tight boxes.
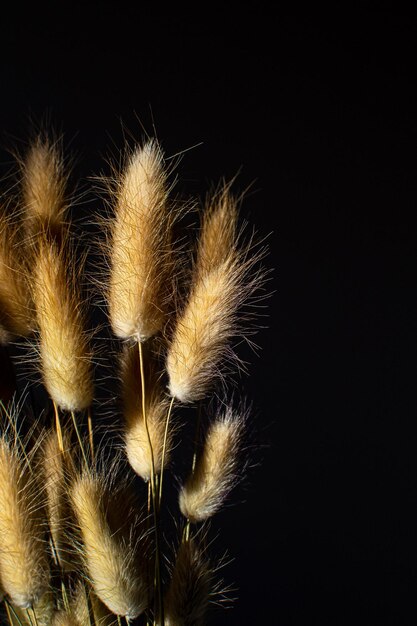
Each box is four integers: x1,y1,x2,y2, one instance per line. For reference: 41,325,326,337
108,140,172,341
121,343,172,480
179,408,244,522
33,234,93,411
22,137,67,233
167,189,258,403
0,437,49,608
70,472,147,619
0,210,33,339
165,538,213,626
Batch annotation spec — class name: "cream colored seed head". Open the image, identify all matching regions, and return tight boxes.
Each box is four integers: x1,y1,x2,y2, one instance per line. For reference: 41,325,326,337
167,189,243,403
109,140,171,341
121,344,172,480
165,538,212,626
33,236,93,411
71,474,147,619
167,257,238,403
179,408,243,522
22,137,67,230
0,212,33,339
0,437,49,608
52,611,80,626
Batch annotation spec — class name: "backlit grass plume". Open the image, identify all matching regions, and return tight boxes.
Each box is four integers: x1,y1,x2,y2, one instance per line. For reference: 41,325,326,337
108,140,174,342
164,537,213,626
0,435,49,608
121,342,173,481
32,232,93,411
70,471,148,620
0,129,269,626
179,407,244,523
0,209,32,341
22,136,68,234
166,188,261,403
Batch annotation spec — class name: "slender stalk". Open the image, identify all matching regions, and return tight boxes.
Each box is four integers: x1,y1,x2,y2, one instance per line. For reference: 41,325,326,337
87,407,95,462
138,342,164,626
158,396,174,505
5,601,24,626
71,410,89,467
53,399,64,453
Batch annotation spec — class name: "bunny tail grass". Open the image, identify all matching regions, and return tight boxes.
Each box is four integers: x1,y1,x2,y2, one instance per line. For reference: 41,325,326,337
22,136,67,233
179,407,244,522
32,233,93,411
108,139,173,341
164,537,213,626
0,437,50,608
0,209,33,340
70,473,147,620
42,429,74,570
166,188,260,403
121,343,173,481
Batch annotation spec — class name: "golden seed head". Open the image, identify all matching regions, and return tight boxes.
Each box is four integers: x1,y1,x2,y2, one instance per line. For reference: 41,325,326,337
33,234,93,411
179,407,243,522
108,140,172,341
71,473,147,619
0,437,49,608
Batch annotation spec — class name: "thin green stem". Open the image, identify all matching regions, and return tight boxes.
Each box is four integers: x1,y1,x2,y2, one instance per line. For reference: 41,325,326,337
158,395,174,506
4,600,23,626
71,410,89,468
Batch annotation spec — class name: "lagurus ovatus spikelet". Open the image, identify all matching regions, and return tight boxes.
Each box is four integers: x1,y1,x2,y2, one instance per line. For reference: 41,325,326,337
0,436,50,608
179,407,244,522
121,343,172,481
70,472,147,620
0,210,33,340
33,233,93,411
167,189,258,403
164,537,213,626
22,136,67,233
108,139,173,341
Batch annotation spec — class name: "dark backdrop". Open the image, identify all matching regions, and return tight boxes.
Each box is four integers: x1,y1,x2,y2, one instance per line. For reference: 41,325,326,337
0,5,414,625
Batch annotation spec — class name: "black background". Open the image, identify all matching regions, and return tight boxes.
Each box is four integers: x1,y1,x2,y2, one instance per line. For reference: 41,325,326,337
0,5,415,625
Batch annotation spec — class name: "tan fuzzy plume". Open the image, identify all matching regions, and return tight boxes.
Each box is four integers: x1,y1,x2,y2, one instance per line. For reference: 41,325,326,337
70,472,147,620
51,611,80,626
9,591,54,626
164,537,213,626
33,234,93,411
0,209,33,340
167,188,258,403
108,139,173,341
179,407,244,523
121,343,172,480
0,436,49,608
42,429,74,569
22,136,67,233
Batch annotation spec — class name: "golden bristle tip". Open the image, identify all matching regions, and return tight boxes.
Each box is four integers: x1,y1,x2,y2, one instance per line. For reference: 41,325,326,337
32,232,93,411
70,471,147,620
166,187,263,404
121,342,173,481
0,436,50,609
22,136,68,232
108,139,174,342
0,208,33,340
164,537,213,626
179,407,244,523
